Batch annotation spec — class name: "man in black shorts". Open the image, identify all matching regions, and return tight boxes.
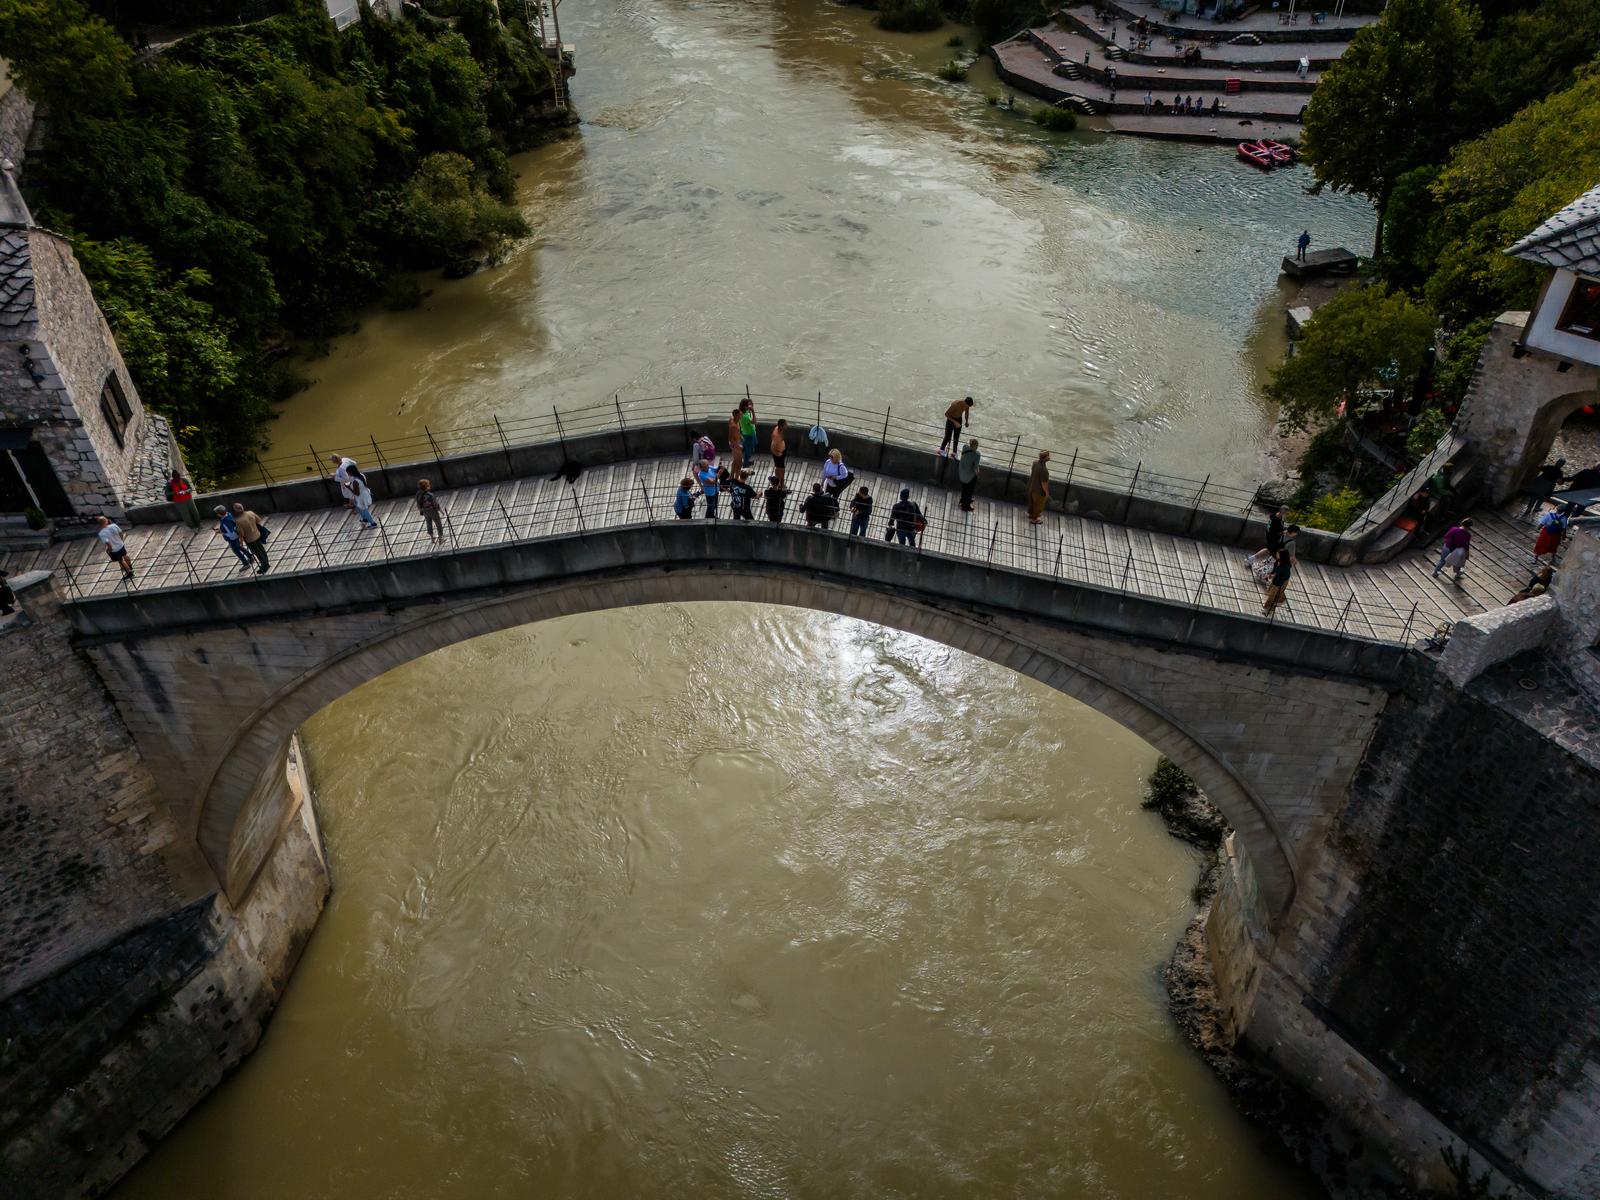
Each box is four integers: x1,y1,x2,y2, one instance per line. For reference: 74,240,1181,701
770,419,788,485
96,515,134,582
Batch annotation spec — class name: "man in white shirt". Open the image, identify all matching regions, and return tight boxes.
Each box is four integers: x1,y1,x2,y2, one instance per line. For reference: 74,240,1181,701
329,454,359,507
96,515,134,581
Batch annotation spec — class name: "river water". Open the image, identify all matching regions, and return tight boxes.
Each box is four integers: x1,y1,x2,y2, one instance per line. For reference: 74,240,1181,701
113,0,1374,1195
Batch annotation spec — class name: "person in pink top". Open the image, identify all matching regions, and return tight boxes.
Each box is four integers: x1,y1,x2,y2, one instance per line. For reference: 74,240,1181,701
1432,517,1473,581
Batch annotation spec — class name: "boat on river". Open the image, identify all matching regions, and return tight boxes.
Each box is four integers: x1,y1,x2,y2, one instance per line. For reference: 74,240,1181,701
1237,140,1274,169
1262,139,1295,164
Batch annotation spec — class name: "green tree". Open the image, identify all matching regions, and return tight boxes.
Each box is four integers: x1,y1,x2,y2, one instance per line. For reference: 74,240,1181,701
1299,0,1480,256
0,0,133,113
1422,66,1600,324
1266,287,1436,430
385,151,529,268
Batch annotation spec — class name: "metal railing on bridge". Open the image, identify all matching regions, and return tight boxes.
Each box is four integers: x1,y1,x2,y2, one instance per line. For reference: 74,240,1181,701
59,465,1426,646
236,389,1268,517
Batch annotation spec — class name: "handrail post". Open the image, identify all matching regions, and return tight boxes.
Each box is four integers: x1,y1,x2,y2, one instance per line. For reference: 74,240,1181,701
253,455,279,513
639,478,654,523
493,414,515,475
1190,563,1208,609
370,434,392,499
1334,592,1354,637
680,386,690,448
1123,461,1142,523
497,498,517,541
62,558,82,600
309,525,329,569
424,426,449,486
1401,601,1418,645
310,443,335,503
570,484,586,536
376,518,394,561
615,394,630,458
1185,474,1209,534
552,406,569,460
1006,435,1021,500
879,406,891,470
370,434,388,471
179,542,200,586
1061,447,1077,512
986,522,998,566
815,391,822,432
1120,546,1133,592
1054,534,1064,578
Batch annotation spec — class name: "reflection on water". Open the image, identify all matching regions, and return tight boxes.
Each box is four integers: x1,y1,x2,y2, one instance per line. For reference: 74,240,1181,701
253,0,1371,486
113,607,1322,1200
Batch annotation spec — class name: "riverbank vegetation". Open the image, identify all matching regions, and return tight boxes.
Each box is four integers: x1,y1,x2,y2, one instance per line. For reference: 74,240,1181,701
1275,0,1600,527
0,0,563,481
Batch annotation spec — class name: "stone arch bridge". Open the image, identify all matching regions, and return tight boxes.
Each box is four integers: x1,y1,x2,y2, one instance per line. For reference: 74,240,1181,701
11,402,1598,1200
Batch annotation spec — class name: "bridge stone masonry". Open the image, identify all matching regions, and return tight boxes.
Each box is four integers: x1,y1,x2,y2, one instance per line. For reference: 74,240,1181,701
5,395,1600,1199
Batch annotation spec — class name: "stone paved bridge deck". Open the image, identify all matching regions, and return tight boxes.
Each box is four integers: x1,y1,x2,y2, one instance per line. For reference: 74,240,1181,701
13,443,1543,647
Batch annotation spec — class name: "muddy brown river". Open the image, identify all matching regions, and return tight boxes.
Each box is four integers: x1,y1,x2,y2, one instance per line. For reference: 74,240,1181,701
113,0,1373,1195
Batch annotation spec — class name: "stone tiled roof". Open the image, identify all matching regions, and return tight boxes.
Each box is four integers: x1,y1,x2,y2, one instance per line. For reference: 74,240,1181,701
1506,183,1600,275
0,230,35,331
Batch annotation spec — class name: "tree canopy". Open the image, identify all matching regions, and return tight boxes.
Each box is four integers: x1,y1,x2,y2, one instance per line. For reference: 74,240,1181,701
0,0,556,480
1266,287,1436,431
1299,0,1480,255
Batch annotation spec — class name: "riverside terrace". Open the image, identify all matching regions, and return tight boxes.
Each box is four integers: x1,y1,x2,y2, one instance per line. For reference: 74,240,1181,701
5,392,1547,644
990,2,1366,143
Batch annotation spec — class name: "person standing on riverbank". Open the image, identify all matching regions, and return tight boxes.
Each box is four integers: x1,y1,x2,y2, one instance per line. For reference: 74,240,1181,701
416,479,445,545
1027,451,1051,523
96,515,134,582
940,396,974,457
770,420,788,485
1262,548,1293,614
232,502,270,574
958,440,981,511
849,486,874,537
1433,518,1472,580
1297,230,1310,261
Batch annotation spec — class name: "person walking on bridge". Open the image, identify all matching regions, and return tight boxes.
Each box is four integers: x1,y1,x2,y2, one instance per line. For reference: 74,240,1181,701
166,469,200,529
802,482,839,530
1432,517,1472,581
1262,548,1293,615
1533,503,1575,564
329,454,359,510
849,486,874,537
232,502,270,574
764,474,790,523
1027,450,1051,524
345,466,379,529
770,420,788,486
940,396,974,457
730,469,757,521
416,479,445,545
887,489,923,547
822,448,853,498
213,505,255,572
1296,230,1311,262
96,515,134,583
958,439,981,511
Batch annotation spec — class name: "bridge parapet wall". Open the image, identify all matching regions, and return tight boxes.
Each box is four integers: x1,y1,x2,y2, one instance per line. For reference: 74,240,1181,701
127,420,1338,562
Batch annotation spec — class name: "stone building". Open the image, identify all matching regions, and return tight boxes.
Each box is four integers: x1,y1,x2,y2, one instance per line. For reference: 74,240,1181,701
1455,184,1600,503
0,164,174,540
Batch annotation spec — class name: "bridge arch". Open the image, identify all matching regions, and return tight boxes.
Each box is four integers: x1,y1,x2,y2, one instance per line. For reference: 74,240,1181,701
178,564,1345,934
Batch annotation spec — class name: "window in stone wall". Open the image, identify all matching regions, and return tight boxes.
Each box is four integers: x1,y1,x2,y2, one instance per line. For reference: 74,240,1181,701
99,373,133,449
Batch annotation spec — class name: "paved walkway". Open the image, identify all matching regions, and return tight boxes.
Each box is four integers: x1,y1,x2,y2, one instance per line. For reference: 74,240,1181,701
6,453,1559,647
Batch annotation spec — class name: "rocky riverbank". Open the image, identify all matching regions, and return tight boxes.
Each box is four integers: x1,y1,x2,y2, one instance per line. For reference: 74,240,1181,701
1147,763,1431,1200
